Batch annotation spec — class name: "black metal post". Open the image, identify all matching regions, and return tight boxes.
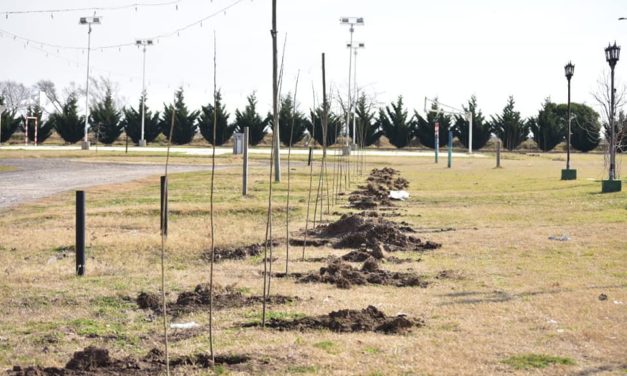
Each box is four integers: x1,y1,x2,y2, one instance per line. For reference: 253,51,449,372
609,65,616,180
566,77,571,170
160,176,168,237
308,147,313,166
76,190,85,276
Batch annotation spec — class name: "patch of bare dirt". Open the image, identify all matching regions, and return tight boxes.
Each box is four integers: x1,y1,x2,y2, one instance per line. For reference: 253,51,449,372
242,305,423,334
435,270,465,280
8,346,250,375
137,284,298,316
348,168,409,209
276,257,427,289
201,241,280,262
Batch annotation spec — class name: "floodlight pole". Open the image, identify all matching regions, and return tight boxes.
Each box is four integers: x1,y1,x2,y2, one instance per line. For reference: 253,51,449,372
136,39,153,147
350,43,365,150
79,16,100,150
340,17,364,151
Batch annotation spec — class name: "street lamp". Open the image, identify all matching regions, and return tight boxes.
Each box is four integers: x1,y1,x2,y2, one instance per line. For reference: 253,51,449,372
562,61,576,180
602,42,621,192
136,39,153,147
79,16,101,150
347,42,365,149
340,16,364,153
0,104,5,146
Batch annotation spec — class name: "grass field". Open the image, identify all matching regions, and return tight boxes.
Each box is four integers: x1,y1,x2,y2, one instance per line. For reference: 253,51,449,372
0,150,625,375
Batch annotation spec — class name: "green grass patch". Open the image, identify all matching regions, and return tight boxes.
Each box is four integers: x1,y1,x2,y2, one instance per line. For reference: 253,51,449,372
0,165,16,172
502,354,575,369
313,340,339,354
363,346,381,354
244,310,306,323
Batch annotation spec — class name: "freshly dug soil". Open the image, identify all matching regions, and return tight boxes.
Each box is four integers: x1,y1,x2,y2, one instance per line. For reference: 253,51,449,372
201,241,280,262
348,168,409,209
137,284,298,316
280,258,427,289
8,346,249,375
243,305,423,334
315,213,441,253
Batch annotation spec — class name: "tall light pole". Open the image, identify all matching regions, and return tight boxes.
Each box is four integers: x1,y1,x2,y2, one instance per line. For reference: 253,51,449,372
348,42,365,149
136,39,153,147
340,17,363,153
79,16,100,150
562,61,576,180
603,42,621,192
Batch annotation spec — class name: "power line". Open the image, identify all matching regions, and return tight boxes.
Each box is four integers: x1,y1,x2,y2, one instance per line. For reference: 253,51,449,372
1,0,184,16
0,0,247,51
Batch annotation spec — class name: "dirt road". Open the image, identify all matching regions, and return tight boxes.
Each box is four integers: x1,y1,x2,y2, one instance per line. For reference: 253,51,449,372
0,158,212,210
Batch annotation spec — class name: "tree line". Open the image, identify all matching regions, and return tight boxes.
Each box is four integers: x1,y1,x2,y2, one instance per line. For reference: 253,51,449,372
1,80,624,152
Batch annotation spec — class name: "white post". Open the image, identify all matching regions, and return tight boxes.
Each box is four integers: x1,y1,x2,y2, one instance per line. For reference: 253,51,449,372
468,112,473,154
346,26,354,150
140,44,147,147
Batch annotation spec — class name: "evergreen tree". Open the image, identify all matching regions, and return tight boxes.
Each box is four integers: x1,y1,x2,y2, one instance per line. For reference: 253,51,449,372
24,104,54,144
273,94,307,146
234,93,269,146
0,97,22,143
491,96,529,150
453,96,492,150
378,96,415,148
354,93,382,146
415,99,452,149
198,91,236,146
305,105,342,147
122,95,161,145
161,88,199,145
555,102,601,152
51,94,85,144
529,99,564,151
617,111,626,153
90,88,122,144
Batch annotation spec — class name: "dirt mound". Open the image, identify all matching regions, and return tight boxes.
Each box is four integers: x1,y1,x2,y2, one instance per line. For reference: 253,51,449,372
8,346,250,375
314,213,441,253
136,291,161,311
243,305,423,335
286,258,427,289
348,168,409,209
201,241,280,262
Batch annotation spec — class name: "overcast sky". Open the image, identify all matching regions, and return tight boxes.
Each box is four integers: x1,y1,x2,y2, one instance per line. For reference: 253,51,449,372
0,0,625,120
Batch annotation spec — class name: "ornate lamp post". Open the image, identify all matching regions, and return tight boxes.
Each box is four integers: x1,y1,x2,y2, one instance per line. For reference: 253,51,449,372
602,42,622,192
562,62,576,180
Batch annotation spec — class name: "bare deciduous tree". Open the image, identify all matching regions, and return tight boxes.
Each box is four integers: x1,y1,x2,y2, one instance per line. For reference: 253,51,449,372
591,69,626,141
0,81,33,112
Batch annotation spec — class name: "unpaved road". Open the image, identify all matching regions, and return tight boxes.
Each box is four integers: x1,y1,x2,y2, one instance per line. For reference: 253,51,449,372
0,158,212,210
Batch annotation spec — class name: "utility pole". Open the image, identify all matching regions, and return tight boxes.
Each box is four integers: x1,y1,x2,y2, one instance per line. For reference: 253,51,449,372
349,42,365,151
136,39,153,147
79,16,101,151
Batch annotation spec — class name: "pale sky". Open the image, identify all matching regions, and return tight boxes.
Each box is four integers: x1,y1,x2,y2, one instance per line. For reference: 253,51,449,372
0,0,625,121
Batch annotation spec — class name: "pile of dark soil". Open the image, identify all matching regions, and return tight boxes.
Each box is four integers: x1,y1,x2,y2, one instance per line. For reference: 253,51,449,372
315,213,441,253
137,284,298,316
201,241,279,262
243,305,423,334
8,346,249,375
348,168,409,209
278,257,427,289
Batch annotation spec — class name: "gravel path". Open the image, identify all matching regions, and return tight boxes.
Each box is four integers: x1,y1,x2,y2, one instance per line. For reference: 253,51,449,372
0,158,212,211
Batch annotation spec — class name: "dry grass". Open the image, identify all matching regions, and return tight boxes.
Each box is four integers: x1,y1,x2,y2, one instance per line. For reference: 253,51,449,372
0,151,625,375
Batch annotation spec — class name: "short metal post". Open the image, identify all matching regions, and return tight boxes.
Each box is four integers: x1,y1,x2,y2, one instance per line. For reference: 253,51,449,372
307,147,313,166
76,191,86,276
496,140,501,168
160,176,168,237
243,127,249,196
434,121,440,163
447,129,452,168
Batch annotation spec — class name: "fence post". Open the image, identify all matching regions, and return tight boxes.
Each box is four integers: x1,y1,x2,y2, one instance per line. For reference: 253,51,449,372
76,191,85,276
160,176,168,237
496,140,501,168
243,127,249,196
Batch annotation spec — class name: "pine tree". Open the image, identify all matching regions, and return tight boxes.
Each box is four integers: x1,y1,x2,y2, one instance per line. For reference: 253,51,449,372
234,93,269,146
529,99,564,151
491,96,529,151
90,88,122,144
122,95,161,145
555,102,601,152
274,94,307,146
378,96,415,148
415,99,452,149
161,88,199,145
0,97,22,143
453,96,491,150
354,94,382,146
306,105,342,147
198,91,236,146
51,94,85,144
25,104,54,144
